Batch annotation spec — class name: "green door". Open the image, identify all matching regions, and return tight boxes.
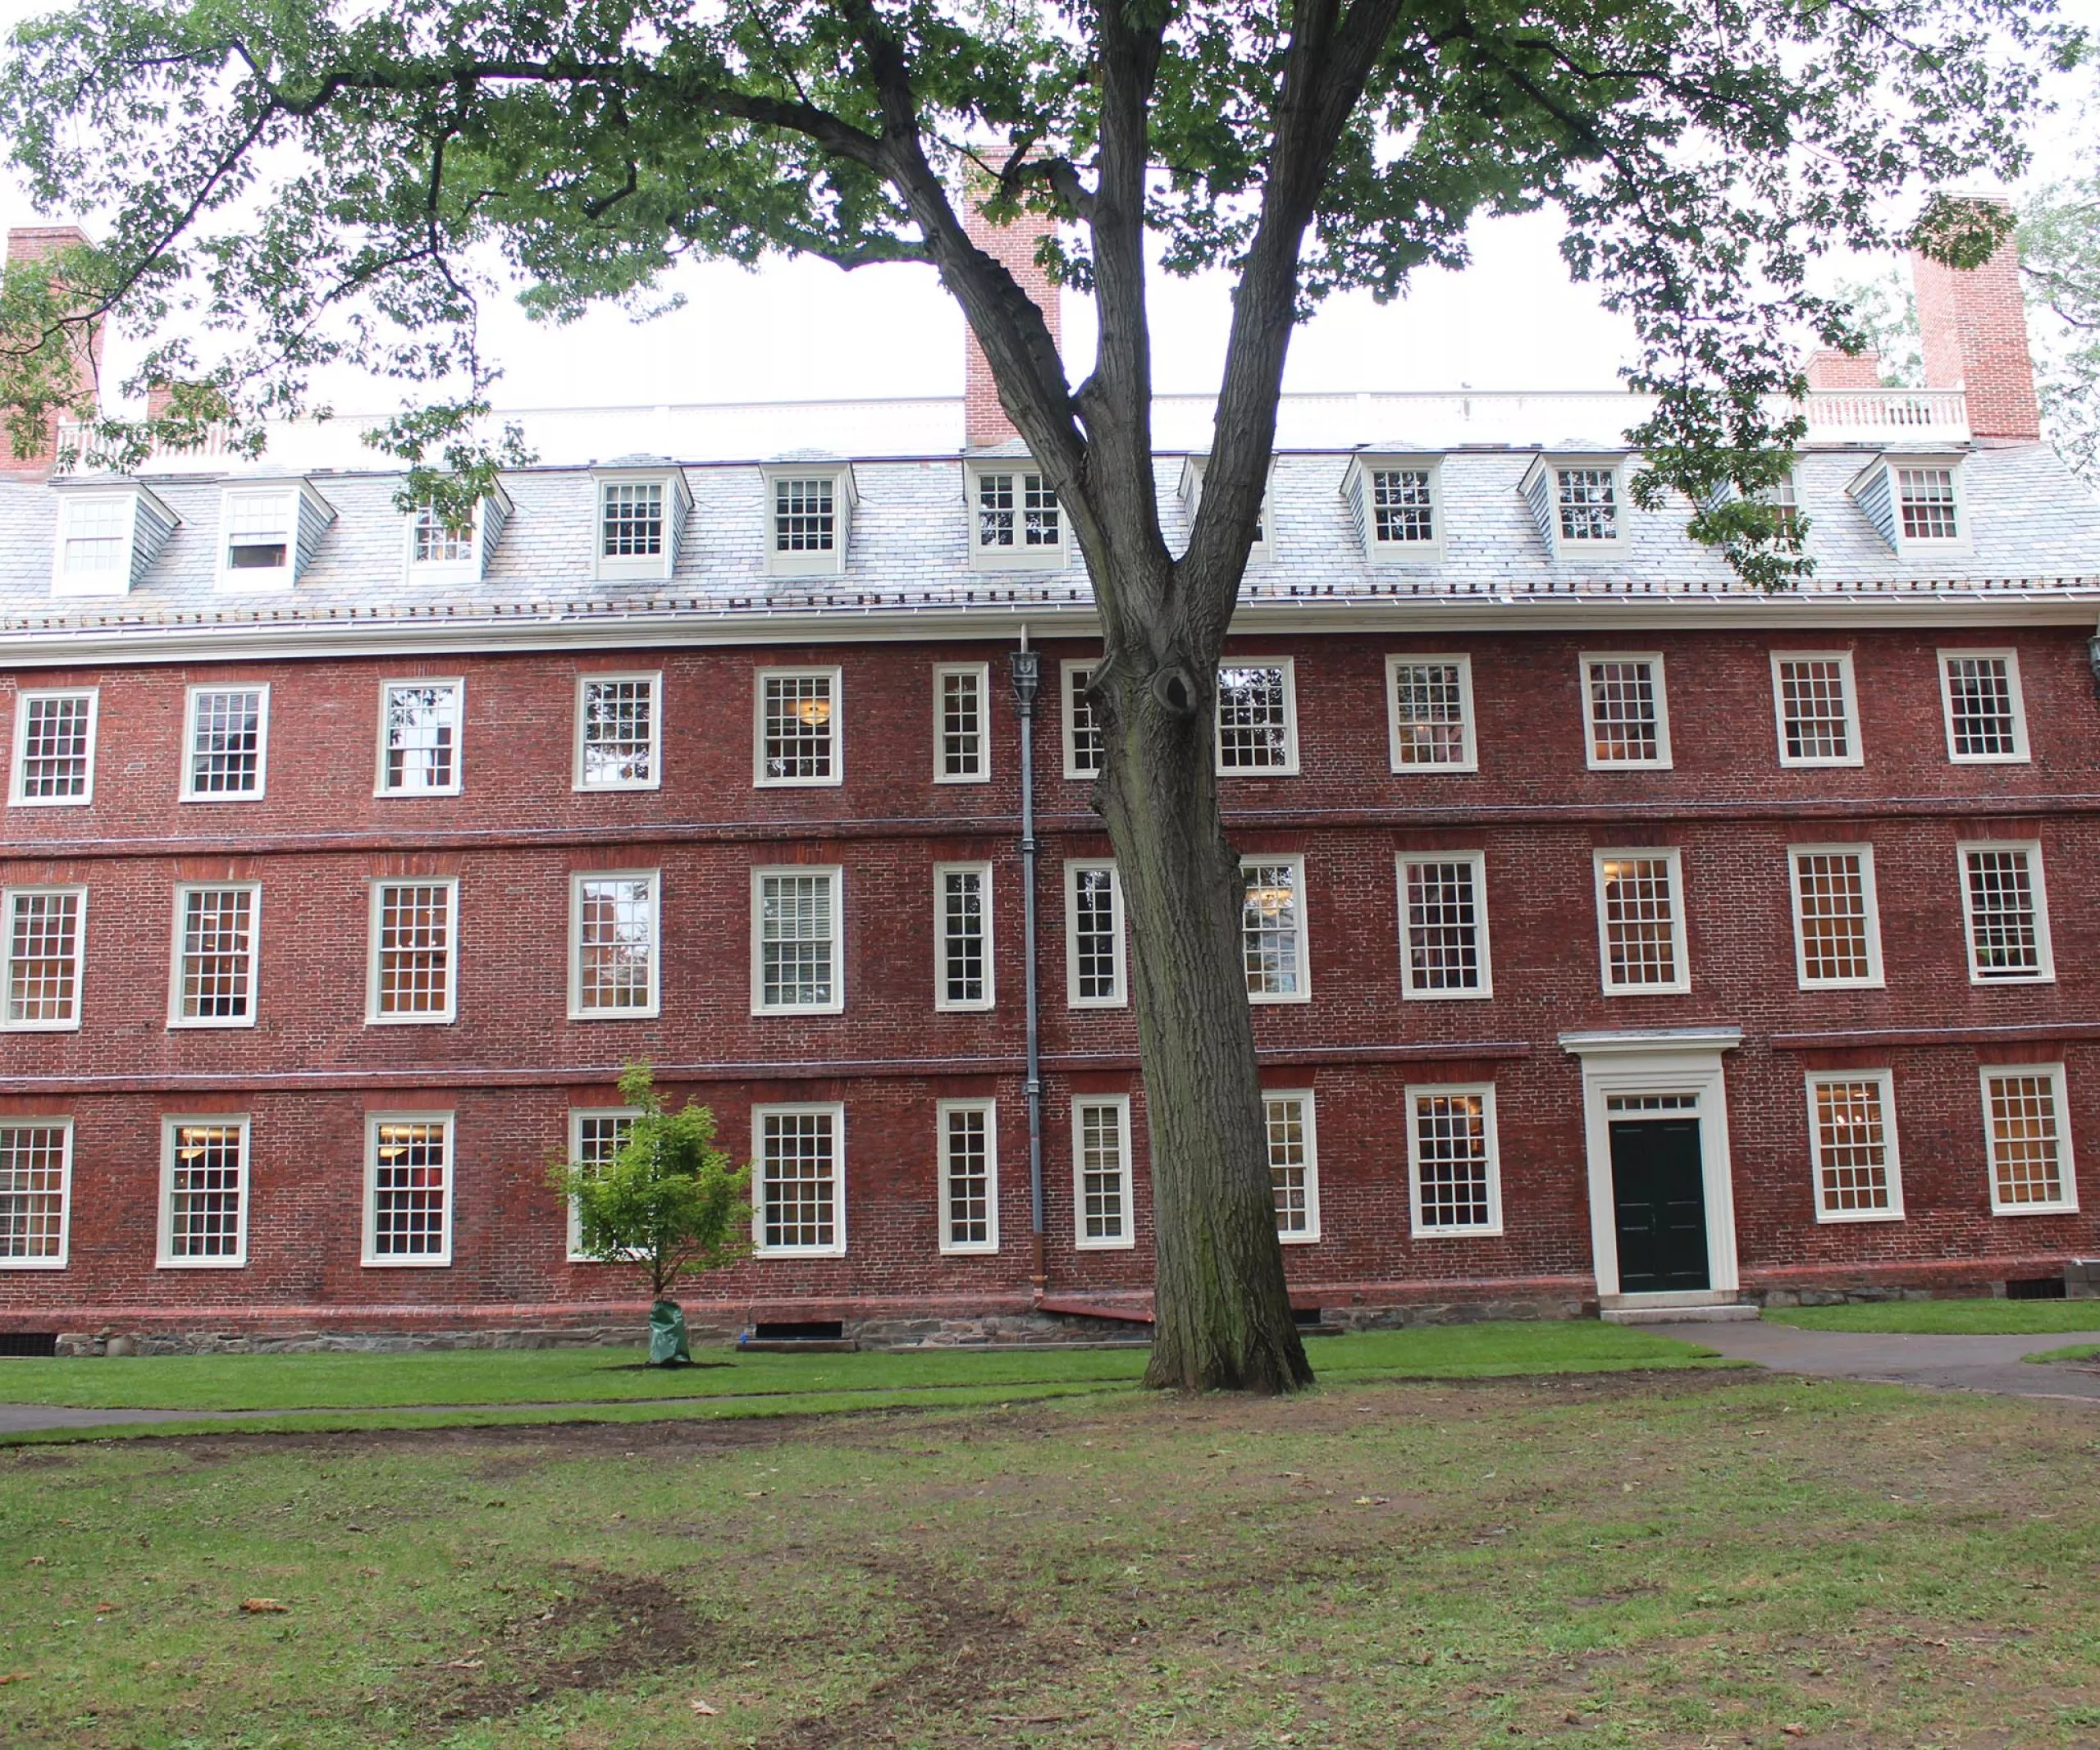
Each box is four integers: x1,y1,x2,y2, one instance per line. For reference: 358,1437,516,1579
1609,1118,1710,1294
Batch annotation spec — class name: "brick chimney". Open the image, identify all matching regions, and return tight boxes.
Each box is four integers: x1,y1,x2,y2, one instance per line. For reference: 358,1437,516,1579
1910,208,2040,443
961,203,1060,450
1804,349,1884,391
0,225,100,480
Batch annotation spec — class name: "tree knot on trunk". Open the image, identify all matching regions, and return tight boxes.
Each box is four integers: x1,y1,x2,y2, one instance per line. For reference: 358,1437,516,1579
1148,663,1203,720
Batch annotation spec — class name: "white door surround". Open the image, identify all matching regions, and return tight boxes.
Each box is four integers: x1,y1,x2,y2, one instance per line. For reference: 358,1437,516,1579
1560,1027,1745,1305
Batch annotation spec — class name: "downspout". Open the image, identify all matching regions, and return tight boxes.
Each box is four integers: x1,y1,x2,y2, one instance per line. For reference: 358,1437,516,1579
1009,633,1048,1300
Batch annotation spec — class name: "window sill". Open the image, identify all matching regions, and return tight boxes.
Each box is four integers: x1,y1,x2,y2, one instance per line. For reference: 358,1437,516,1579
361,1255,454,1268
156,1255,248,1269
365,1012,459,1026
1813,1208,1906,1225
1988,1201,2080,1218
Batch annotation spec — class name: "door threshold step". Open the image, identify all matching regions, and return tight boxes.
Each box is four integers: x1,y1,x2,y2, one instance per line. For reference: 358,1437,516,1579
1602,1304,1760,1325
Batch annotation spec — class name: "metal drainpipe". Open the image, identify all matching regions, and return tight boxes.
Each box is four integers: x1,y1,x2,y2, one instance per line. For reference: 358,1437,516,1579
1009,633,1048,1299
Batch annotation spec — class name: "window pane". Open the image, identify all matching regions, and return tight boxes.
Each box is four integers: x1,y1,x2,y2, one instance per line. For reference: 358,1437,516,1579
943,1105,992,1246
941,868,987,1006
580,679,656,786
1067,665,1103,774
1403,860,1481,993
1811,1080,1894,1214
177,888,255,1021
1371,470,1434,543
1391,662,1468,766
383,683,459,792
1965,848,2043,979
1795,852,1873,983
63,498,127,574
413,502,473,564
1985,1074,2065,1207
188,689,264,795
17,695,93,798
774,477,834,552
1587,660,1660,763
376,883,452,1015
1414,1093,1492,1228
977,473,1058,546
1600,857,1678,987
1267,1094,1312,1235
762,674,835,781
760,874,835,1008
1898,468,1957,540
601,482,664,557
168,1123,244,1258
762,1110,836,1249
1217,665,1291,770
1242,863,1301,998
1557,468,1618,541
577,878,655,1011
1945,656,2017,757
1077,1103,1125,1241
939,669,983,778
0,1126,67,1260
7,891,80,1025
1777,660,1851,761
1071,867,1119,1001
371,1121,447,1255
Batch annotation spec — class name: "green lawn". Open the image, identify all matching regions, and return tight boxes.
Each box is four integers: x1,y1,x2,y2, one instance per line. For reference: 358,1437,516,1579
2023,1341,2100,1365
1763,1298,2100,1335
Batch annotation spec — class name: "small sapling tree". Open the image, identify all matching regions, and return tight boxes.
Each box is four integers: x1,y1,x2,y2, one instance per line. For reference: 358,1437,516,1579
550,1062,751,1366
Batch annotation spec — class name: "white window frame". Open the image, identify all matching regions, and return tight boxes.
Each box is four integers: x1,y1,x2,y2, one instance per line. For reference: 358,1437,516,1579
750,866,845,1017
1065,859,1126,1009
1344,455,1445,564
178,683,271,803
167,881,262,1030
215,483,306,591
9,688,98,807
1240,855,1311,1006
1979,1062,2079,1217
401,492,500,587
2,885,87,1033
1787,844,1885,991
1938,649,2029,765
1592,848,1691,997
1397,850,1495,1002
573,671,664,793
761,464,855,578
362,1110,454,1268
365,876,460,1026
52,488,158,597
568,870,662,1021
374,678,465,797
591,468,687,583
1405,1081,1504,1238
158,1113,251,1268
1061,659,1102,779
932,661,992,784
933,861,995,1013
936,1097,1000,1256
966,463,1067,573
1769,651,1864,770
1580,653,1673,770
1071,1093,1135,1251
1891,461,1970,553
0,1118,71,1270
1957,839,2054,986
1386,654,1477,774
1264,1088,1322,1245
1214,658,1300,777
751,1101,848,1258
753,666,844,789
1803,1070,1905,1224
565,1104,642,1261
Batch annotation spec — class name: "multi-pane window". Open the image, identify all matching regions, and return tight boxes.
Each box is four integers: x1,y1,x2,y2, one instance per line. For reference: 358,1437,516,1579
1074,1096,1133,1249
1583,656,1670,767
774,477,835,552
1940,652,2026,762
1399,854,1491,998
161,1118,249,1266
412,501,474,565
1771,654,1860,766
601,481,664,557
1408,1086,1500,1235
758,669,840,785
11,690,97,804
1387,656,1476,771
1266,1091,1319,1242
0,1123,70,1268
171,884,259,1026
756,1105,844,1254
1981,1067,2076,1214
934,664,988,781
935,864,993,1011
754,868,842,1013
1216,662,1297,774
1596,851,1687,994
1761,472,1801,538
368,880,457,1022
60,495,129,578
1897,468,1959,541
1371,469,1436,544
1557,468,1619,541
1806,1074,1903,1222
1242,859,1308,1002
3,889,84,1030
222,490,294,573
566,1108,638,1260
365,1115,452,1264
182,686,267,798
1064,662,1103,778
977,472,1060,548
938,1100,998,1253
577,674,660,789
1961,843,2052,983
570,873,659,1017
1789,847,1882,988
379,681,463,794
1066,861,1124,1008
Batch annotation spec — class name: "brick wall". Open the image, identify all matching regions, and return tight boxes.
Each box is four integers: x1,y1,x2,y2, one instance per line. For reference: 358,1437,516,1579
1912,220,2042,443
961,204,1061,450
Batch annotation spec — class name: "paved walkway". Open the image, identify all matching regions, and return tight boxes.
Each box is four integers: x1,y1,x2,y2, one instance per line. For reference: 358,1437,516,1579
1655,1320,2100,1401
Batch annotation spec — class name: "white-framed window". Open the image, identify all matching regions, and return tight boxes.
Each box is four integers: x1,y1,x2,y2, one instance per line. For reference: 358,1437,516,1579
180,684,268,801
0,1121,71,1268
1522,455,1627,554
377,679,463,796
1761,469,1802,539
1407,1084,1502,1236
1897,466,1961,542
1770,652,1862,768
1386,656,1477,772
1177,453,1274,552
1066,861,1125,1008
158,1116,249,1268
565,1106,641,1261
3,887,85,1031
756,668,842,787
752,866,843,1015
970,467,1064,570
9,688,98,806
1062,660,1103,779
169,884,260,1027
1370,468,1436,545
934,663,990,783
1959,841,2052,985
938,1099,999,1254
218,486,298,583
1241,857,1308,1003
934,862,993,1012
1594,849,1689,995
1788,846,1883,989
402,487,508,585
1582,655,1671,769
363,1113,453,1266
411,500,473,567
754,1103,847,1256
1805,1071,1904,1222
1980,1064,2077,1215
1399,852,1493,999
568,871,660,1019
1266,1090,1320,1243
575,673,662,791
1555,467,1620,542
1216,660,1298,774
53,491,133,589
1938,651,2028,764
1343,455,1443,561
602,479,663,558
774,475,834,552
1073,1094,1134,1250
367,878,458,1023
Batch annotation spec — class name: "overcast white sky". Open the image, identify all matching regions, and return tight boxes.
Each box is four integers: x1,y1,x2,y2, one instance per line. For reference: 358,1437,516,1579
1,0,2095,414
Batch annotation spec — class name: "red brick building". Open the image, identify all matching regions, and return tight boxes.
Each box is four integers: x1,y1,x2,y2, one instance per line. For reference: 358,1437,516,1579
3,232,2098,1350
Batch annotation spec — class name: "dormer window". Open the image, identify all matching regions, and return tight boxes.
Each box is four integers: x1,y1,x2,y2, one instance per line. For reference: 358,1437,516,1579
50,481,178,598
1341,455,1442,563
591,464,690,582
404,484,509,585
1519,454,1628,556
214,479,334,591
415,505,472,565
1178,455,1274,553
1556,468,1618,541
1897,467,1957,541
62,497,125,575
605,483,661,556
968,464,1065,571
1847,452,1969,555
762,464,856,578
